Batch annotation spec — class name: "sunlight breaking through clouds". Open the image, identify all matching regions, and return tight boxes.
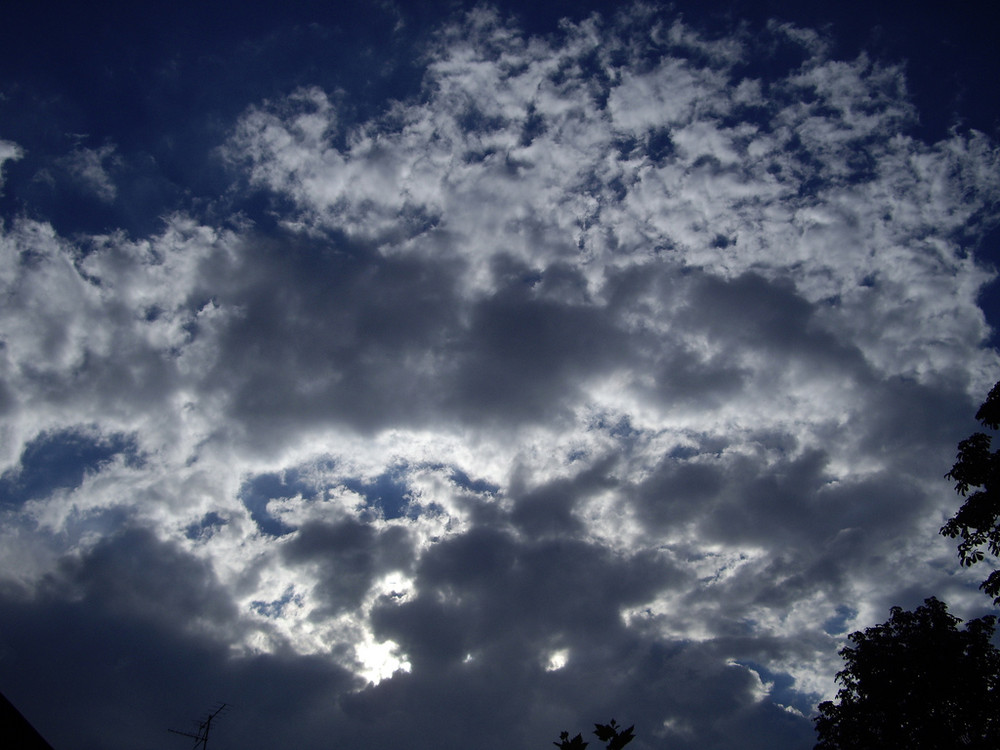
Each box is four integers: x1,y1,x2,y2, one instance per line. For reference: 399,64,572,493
545,648,570,671
1,4,999,749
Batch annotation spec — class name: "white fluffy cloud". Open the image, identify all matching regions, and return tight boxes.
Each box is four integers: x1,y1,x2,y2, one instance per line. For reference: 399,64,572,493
1,6,998,750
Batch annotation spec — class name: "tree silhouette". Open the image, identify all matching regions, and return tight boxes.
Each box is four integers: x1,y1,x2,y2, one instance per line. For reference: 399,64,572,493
941,380,1000,603
813,597,1000,749
554,719,634,750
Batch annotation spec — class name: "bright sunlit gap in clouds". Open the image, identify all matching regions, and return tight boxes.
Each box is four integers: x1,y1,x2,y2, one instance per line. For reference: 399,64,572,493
355,636,412,685
545,648,570,671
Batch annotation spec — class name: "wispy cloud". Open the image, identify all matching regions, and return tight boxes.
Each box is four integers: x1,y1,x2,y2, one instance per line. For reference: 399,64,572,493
57,143,120,203
0,138,22,193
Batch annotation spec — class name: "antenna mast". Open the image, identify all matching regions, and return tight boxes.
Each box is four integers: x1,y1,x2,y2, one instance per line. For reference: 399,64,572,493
168,703,231,750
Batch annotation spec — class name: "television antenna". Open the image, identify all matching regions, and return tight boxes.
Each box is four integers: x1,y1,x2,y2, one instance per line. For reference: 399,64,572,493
168,702,231,750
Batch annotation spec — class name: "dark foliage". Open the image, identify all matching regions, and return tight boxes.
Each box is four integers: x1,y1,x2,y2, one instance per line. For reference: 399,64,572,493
813,597,1000,749
941,380,1000,603
554,719,634,750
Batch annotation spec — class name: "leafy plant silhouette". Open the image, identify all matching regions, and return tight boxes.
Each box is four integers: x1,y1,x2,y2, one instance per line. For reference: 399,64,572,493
554,719,635,750
941,379,1000,602
813,597,1000,749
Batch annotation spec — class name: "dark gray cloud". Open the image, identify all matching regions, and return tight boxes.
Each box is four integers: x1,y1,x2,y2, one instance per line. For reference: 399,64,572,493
448,265,629,423
0,574,359,750
203,229,465,436
52,527,239,633
284,518,415,615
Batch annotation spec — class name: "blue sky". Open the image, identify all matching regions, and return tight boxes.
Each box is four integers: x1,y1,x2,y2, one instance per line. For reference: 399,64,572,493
1,2,999,749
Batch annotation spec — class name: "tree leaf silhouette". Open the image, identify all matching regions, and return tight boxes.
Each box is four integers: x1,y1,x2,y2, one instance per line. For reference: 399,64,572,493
814,597,1000,749
941,380,1000,602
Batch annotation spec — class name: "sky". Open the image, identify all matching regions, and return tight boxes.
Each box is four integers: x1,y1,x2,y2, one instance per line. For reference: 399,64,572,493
1,1,1000,748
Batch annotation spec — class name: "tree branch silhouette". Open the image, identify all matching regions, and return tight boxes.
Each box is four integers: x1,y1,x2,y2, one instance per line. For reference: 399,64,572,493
554,719,634,750
941,380,1000,603
814,597,1000,749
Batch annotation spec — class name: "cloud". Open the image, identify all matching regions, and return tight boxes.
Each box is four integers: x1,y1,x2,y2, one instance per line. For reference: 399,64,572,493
0,138,23,193
1,5,999,750
57,144,120,203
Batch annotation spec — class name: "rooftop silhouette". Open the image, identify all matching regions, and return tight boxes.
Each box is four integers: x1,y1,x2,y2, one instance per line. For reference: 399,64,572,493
1,691,55,750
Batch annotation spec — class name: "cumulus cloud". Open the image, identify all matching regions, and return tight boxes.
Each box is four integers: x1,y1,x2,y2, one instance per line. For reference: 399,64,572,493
1,5,999,750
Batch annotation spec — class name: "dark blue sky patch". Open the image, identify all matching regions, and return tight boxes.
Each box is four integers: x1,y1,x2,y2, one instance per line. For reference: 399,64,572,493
519,102,546,147
720,101,776,135
731,32,813,92
842,140,880,185
710,233,733,249
342,468,412,520
251,587,302,619
449,468,500,496
607,175,628,202
185,512,228,541
0,1,428,238
0,428,140,508
822,605,857,635
645,128,676,165
667,444,701,461
613,134,640,160
461,147,500,165
238,470,314,537
590,414,641,446
573,48,613,110
457,105,507,135
731,659,817,717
